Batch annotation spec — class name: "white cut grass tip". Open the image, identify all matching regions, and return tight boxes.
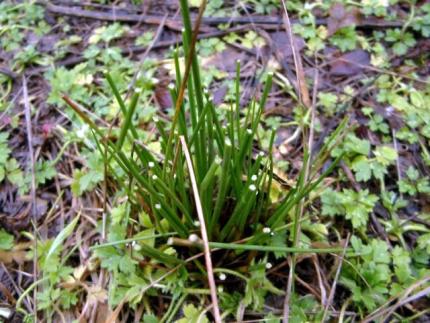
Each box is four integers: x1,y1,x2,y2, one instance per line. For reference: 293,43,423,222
155,203,161,210
167,237,174,245
249,184,257,191
215,157,222,165
194,220,200,227
135,87,143,93
247,128,252,134
152,174,157,180
168,83,175,90
219,273,227,281
259,151,265,157
148,161,155,168
153,116,159,123
225,138,232,147
265,262,273,269
263,227,271,234
188,234,199,243
251,175,258,181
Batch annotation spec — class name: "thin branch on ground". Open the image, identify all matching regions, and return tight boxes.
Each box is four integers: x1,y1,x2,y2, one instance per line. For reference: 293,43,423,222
43,3,405,28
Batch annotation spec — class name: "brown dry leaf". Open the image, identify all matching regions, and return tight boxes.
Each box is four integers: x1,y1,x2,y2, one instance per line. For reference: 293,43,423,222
327,2,362,36
281,6,311,108
73,264,87,281
329,50,370,76
0,242,30,264
271,32,305,60
203,48,245,72
87,285,108,305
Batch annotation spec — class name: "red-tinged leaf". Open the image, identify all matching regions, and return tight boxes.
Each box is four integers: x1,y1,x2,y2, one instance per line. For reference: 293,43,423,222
154,85,173,110
327,3,362,35
41,123,54,138
329,50,370,76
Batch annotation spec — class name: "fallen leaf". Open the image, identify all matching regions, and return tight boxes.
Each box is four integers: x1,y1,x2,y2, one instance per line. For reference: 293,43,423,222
212,85,227,105
327,3,362,36
154,85,173,110
271,32,305,59
0,242,31,264
203,48,245,72
329,50,370,76
87,285,108,304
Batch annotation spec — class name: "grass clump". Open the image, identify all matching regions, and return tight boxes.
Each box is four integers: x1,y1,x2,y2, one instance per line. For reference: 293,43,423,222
62,0,347,319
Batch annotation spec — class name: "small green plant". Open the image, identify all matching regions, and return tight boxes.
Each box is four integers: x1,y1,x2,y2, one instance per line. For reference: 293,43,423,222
197,38,226,56
0,132,25,192
341,236,392,312
330,26,357,52
318,92,338,116
398,166,430,195
362,107,389,134
244,0,280,14
331,132,398,182
340,235,430,315
361,0,390,17
321,188,378,229
412,3,430,37
224,31,266,49
385,29,416,56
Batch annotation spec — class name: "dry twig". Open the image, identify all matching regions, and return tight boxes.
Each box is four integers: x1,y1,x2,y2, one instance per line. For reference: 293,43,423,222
321,235,350,322
22,76,38,316
180,136,222,323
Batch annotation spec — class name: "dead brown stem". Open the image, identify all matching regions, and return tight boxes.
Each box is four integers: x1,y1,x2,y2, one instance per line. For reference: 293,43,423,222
180,136,222,323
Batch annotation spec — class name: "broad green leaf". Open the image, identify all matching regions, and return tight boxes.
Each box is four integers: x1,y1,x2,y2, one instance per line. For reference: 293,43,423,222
374,146,397,166
351,156,372,182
